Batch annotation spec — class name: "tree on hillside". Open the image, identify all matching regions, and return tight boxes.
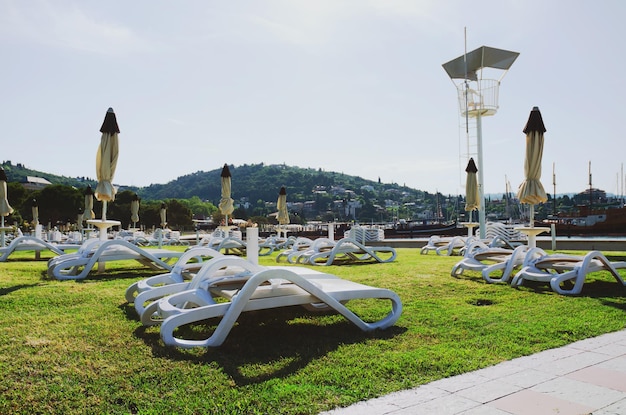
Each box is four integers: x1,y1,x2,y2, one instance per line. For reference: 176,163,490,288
31,185,83,227
178,196,217,219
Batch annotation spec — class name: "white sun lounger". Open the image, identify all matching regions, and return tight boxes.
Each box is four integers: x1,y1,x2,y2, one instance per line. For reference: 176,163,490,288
199,235,247,255
275,237,315,263
450,241,531,283
0,236,80,262
47,238,183,280
300,237,397,266
511,249,626,295
292,237,336,264
420,235,459,255
132,256,255,325
136,256,402,348
124,246,224,305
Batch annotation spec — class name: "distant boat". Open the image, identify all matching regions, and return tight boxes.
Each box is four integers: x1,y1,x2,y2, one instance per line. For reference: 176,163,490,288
543,204,626,236
383,220,465,238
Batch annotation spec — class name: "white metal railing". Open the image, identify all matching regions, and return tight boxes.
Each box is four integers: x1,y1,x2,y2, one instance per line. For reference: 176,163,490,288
456,79,500,117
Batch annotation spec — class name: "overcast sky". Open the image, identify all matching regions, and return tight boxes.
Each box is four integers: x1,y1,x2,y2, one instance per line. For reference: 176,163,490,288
1,0,625,197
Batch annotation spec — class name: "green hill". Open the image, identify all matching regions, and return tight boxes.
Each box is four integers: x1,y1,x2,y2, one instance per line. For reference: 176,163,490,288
1,160,459,225
1,161,99,190
1,161,429,204
137,163,424,205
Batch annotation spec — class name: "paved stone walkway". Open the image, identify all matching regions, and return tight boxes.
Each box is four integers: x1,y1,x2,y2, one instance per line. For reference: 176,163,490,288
321,329,626,414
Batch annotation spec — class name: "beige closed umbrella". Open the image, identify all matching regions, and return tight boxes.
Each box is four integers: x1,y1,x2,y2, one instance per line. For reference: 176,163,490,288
94,107,120,220
277,186,289,225
517,106,548,224
31,199,39,227
218,164,234,226
82,185,95,222
0,167,12,218
76,210,83,232
130,194,140,228
277,186,289,238
160,203,167,229
0,167,13,247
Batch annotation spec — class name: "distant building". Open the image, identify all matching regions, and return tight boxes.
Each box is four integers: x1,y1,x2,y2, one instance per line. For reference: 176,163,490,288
23,176,52,190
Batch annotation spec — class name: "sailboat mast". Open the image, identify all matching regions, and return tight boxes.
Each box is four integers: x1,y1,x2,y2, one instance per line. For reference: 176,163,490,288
553,162,556,216
589,161,593,211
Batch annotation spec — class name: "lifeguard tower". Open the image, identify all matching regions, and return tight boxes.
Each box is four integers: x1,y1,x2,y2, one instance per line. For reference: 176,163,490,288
442,44,519,238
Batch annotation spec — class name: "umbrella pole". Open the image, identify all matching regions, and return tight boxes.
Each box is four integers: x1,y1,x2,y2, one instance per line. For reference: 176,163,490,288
476,113,487,239
1,216,5,247
102,201,108,221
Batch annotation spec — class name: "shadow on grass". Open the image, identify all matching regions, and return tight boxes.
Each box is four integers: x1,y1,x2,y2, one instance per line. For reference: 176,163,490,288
450,273,485,283
516,279,626,303
0,283,40,296
451,269,626,310
42,268,166,283
77,269,165,282
131,305,406,386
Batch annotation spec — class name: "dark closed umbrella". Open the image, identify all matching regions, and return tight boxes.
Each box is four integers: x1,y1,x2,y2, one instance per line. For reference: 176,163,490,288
464,158,480,216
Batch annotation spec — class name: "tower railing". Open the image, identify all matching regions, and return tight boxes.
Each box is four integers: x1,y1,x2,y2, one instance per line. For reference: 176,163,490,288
457,79,500,117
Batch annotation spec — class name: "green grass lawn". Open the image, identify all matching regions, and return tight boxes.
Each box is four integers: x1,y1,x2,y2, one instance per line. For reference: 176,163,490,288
1,248,625,414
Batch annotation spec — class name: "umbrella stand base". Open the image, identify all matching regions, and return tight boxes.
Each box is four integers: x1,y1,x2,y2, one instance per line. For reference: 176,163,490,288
87,219,121,273
460,222,479,237
515,226,550,249
0,227,12,248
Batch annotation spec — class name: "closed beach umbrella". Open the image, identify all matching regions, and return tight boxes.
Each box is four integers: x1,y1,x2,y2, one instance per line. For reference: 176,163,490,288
218,164,234,221
277,186,289,225
0,167,13,246
464,158,480,214
517,106,548,223
76,209,83,232
95,108,120,218
160,203,167,228
82,185,95,222
31,199,39,226
130,194,140,226
0,167,13,219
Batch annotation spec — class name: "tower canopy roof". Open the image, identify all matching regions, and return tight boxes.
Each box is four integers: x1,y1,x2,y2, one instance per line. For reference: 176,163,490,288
442,46,519,81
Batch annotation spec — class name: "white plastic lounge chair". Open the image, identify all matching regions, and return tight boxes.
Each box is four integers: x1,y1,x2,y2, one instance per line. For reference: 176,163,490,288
275,237,315,263
482,222,527,246
510,249,626,295
0,236,79,262
257,236,279,256
124,246,224,305
300,237,397,266
451,241,531,283
140,256,402,348
344,225,385,243
198,234,247,256
420,235,457,255
133,255,256,325
292,238,337,264
436,236,480,256
47,238,183,280
257,235,292,256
